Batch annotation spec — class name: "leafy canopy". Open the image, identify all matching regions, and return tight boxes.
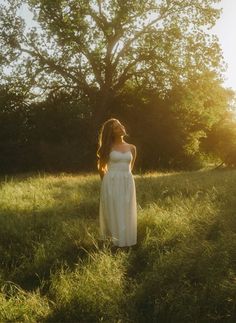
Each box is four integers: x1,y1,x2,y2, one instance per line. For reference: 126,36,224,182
0,0,223,103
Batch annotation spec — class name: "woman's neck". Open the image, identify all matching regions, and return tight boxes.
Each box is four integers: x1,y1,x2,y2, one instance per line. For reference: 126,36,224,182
113,136,125,145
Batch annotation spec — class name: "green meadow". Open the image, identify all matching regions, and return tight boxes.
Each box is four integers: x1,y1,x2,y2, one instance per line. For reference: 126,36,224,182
0,169,236,322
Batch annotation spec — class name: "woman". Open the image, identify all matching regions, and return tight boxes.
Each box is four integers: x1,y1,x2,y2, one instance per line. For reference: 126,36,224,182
97,118,137,247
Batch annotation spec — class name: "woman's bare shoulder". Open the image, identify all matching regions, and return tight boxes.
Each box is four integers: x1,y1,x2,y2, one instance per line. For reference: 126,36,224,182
129,144,136,152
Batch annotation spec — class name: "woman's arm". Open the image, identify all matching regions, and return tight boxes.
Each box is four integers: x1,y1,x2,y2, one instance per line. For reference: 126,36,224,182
99,168,105,180
98,162,107,180
130,145,137,171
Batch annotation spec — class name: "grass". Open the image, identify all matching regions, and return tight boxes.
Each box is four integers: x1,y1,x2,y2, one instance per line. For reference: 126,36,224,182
0,169,236,322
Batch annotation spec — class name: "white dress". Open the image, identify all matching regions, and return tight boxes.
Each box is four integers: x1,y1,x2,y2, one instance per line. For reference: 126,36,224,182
99,150,137,247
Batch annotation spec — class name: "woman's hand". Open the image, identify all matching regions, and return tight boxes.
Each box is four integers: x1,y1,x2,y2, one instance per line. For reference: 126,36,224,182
99,165,106,180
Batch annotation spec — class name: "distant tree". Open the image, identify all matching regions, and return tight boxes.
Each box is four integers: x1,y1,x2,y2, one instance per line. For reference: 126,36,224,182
0,75,234,173
167,71,234,164
0,85,29,172
0,0,223,129
27,91,95,171
202,110,236,167
111,71,234,169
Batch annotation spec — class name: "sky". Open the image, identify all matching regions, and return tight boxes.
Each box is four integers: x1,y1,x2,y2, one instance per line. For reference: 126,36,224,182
1,0,236,91
211,0,236,91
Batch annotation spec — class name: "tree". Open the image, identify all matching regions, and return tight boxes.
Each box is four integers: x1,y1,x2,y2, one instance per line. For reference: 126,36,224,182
167,71,234,158
0,0,223,129
0,84,30,172
202,109,236,167
110,70,234,169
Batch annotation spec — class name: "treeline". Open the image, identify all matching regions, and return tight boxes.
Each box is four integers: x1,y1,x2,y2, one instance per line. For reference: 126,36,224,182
0,71,235,174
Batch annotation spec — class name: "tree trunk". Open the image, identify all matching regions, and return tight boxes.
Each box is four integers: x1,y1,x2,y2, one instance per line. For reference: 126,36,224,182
92,87,114,130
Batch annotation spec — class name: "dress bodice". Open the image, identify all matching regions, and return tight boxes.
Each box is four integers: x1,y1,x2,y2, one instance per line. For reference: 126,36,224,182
107,150,132,172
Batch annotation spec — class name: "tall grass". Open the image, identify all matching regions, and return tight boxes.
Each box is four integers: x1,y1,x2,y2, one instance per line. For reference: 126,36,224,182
0,169,236,322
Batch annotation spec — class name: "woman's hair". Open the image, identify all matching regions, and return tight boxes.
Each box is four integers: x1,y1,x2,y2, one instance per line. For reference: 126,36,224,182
96,118,120,171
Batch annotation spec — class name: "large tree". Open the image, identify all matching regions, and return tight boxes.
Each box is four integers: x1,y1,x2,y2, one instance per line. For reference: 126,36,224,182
0,0,223,128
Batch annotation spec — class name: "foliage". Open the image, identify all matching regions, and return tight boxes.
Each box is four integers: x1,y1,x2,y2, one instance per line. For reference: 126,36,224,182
108,72,234,169
0,86,94,173
202,109,236,167
0,71,234,173
0,0,223,123
0,84,31,172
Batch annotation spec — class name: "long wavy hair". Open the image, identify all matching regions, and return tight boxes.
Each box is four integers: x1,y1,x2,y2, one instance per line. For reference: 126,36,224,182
97,118,121,171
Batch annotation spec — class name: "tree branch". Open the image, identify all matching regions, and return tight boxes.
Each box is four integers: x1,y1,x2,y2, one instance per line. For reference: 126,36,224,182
19,45,93,96
113,56,145,91
80,47,104,88
112,2,174,68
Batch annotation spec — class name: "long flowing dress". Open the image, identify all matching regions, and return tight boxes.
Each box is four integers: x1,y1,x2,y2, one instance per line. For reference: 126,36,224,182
99,150,137,247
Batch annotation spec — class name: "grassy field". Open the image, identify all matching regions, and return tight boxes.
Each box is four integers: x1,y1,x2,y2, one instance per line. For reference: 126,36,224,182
0,169,236,322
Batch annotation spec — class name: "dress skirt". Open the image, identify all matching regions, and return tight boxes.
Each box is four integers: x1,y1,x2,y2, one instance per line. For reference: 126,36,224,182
99,151,137,247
